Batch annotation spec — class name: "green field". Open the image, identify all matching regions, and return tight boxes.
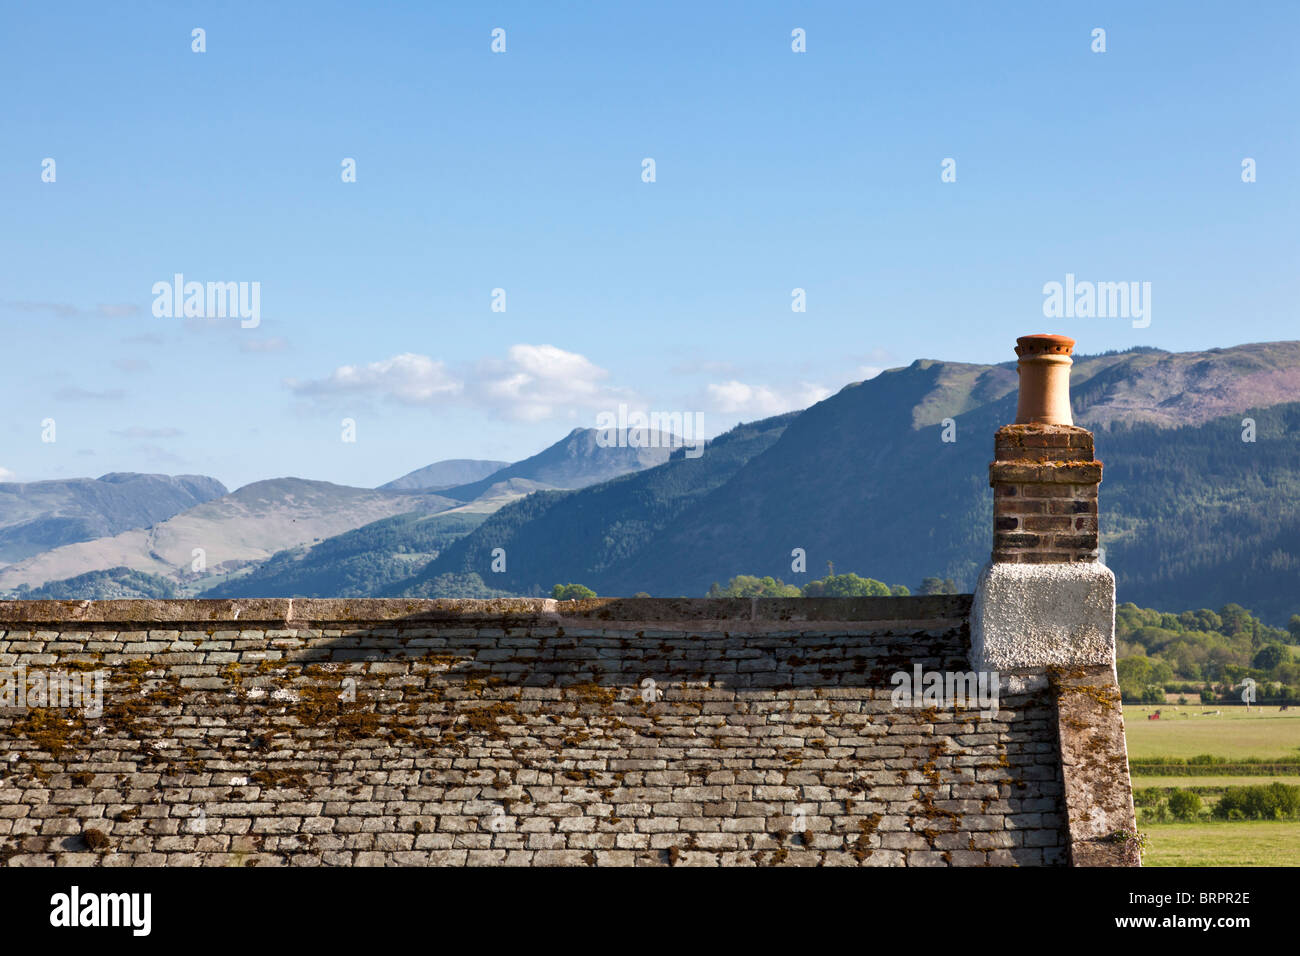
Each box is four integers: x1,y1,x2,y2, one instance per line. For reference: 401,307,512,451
1140,821,1300,866
1123,705,1300,761
1121,705,1300,865
1132,775,1300,789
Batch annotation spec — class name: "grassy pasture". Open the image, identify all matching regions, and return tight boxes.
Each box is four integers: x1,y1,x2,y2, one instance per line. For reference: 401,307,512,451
1132,775,1300,790
1123,705,1300,761
1121,705,1300,865
1140,821,1300,866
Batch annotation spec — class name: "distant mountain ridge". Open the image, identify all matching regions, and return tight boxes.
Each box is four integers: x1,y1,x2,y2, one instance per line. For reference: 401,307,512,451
0,473,227,564
435,427,678,502
379,459,510,492
390,414,797,598
11,341,1300,624
0,478,457,592
1,425,685,596
1066,341,1300,429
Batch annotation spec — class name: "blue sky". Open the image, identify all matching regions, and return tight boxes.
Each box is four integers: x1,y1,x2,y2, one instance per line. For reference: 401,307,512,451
2,1,1296,490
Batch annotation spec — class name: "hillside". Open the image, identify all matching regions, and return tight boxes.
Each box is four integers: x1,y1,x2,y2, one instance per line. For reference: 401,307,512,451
1069,342,1300,430
1112,601,1299,702
378,459,510,492
389,413,797,598
200,510,487,597
394,342,1300,622
1099,402,1300,626
15,566,181,600
0,473,227,563
435,427,677,502
0,478,457,593
2,425,683,596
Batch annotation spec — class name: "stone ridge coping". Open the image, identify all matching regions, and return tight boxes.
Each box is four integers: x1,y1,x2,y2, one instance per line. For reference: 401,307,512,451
0,594,972,627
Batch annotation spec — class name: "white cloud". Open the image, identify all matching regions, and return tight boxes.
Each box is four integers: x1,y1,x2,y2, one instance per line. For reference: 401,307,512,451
473,344,617,422
287,344,627,423
705,380,831,417
0,467,15,482
287,352,462,405
857,366,884,381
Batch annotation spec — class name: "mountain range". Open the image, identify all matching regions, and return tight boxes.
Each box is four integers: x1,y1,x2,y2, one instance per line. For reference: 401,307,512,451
0,473,227,563
0,428,671,596
390,341,1300,623
379,459,510,492
0,478,455,593
4,341,1298,624
432,427,677,502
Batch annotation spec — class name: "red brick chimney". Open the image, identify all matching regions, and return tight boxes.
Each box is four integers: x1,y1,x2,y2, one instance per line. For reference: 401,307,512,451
990,334,1102,564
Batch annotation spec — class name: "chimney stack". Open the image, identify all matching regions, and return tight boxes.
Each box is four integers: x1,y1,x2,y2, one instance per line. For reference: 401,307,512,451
990,334,1101,564
971,332,1114,669
971,334,1135,866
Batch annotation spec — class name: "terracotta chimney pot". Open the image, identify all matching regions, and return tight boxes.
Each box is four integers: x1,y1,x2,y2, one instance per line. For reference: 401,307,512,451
1014,333,1075,426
